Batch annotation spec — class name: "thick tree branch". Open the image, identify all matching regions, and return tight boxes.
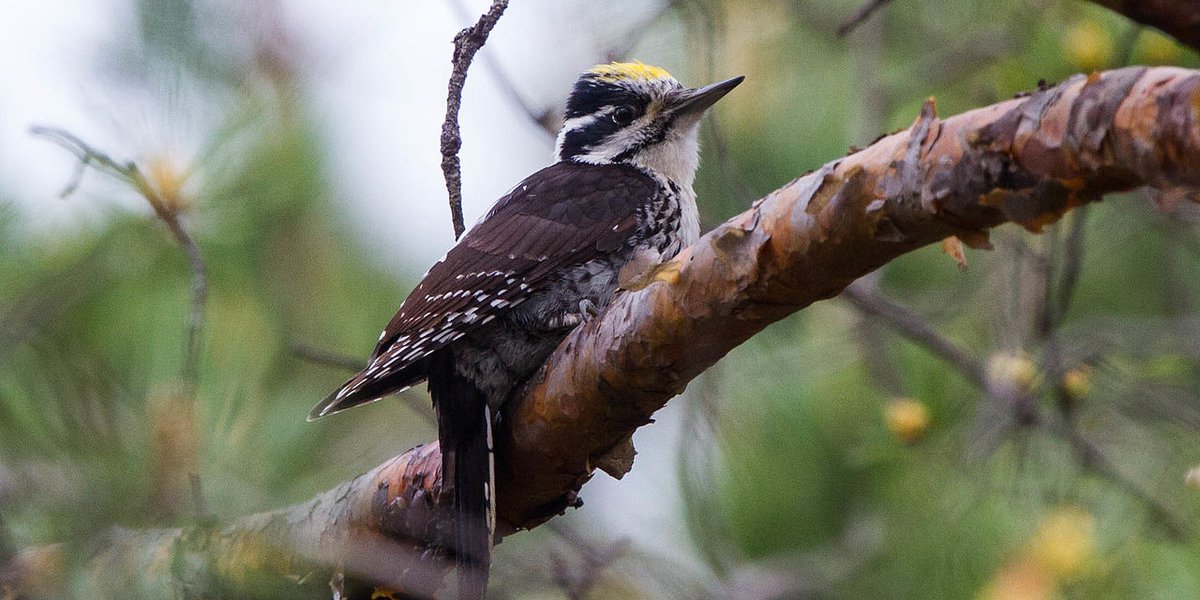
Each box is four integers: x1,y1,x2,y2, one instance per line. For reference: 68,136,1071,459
10,66,1200,596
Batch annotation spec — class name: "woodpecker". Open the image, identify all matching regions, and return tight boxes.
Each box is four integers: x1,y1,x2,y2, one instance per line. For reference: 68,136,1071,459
310,62,742,599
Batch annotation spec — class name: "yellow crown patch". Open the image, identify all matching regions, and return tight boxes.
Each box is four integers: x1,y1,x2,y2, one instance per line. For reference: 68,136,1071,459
588,61,673,83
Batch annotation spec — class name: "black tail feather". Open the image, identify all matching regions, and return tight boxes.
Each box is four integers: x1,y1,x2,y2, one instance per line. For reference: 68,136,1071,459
428,352,494,600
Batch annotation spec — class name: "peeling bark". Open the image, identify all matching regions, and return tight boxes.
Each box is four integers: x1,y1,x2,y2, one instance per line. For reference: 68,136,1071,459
7,66,1200,598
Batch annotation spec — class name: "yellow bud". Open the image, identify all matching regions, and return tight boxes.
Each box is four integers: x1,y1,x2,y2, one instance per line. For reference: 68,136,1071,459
1027,506,1095,580
144,154,193,212
987,352,1038,392
1063,19,1114,72
1061,367,1092,399
1137,30,1180,65
978,560,1054,600
885,397,930,444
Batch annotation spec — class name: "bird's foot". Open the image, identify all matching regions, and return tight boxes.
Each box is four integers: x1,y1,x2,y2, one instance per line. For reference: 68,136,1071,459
578,299,599,322
542,300,600,330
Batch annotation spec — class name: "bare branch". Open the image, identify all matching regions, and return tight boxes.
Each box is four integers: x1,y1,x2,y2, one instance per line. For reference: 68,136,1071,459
448,0,557,139
1055,207,1089,320
31,126,208,390
292,343,365,372
550,538,630,600
842,280,986,385
1053,420,1190,538
837,0,894,37
440,0,509,239
600,0,684,63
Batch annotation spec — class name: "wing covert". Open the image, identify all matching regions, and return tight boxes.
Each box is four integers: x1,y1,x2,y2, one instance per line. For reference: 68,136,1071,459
332,162,658,405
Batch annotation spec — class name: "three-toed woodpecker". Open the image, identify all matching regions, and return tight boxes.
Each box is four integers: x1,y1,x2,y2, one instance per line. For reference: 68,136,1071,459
310,62,742,599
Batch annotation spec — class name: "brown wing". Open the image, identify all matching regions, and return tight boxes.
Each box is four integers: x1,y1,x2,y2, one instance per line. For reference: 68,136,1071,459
309,162,657,419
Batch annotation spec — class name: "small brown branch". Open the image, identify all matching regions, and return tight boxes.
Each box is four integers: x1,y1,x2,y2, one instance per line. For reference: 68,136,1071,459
550,538,630,600
1056,207,1089,320
601,0,684,62
1087,0,1200,52
837,0,894,37
842,281,987,386
1054,421,1189,538
292,343,365,372
439,0,509,239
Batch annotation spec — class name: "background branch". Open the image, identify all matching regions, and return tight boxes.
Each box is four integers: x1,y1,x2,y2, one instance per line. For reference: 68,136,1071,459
837,0,894,37
841,281,986,385
29,126,208,390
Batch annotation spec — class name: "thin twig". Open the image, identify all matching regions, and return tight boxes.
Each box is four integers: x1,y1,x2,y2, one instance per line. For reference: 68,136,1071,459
1054,421,1189,539
851,275,907,395
292,343,365,372
1056,207,1089,320
30,127,140,191
445,0,684,145
440,0,510,239
702,87,757,209
1037,212,1087,416
836,0,894,37
0,490,15,568
842,281,987,386
30,126,208,390
189,473,210,522
31,125,210,516
550,538,630,600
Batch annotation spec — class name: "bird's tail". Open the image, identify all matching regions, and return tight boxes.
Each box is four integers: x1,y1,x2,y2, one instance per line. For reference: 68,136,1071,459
453,403,494,599
428,356,495,600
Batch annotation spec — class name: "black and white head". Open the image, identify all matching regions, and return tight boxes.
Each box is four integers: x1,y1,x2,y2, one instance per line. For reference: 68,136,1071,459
555,62,743,187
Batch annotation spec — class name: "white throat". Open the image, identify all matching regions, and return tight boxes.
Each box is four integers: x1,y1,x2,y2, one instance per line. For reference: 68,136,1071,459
627,118,702,191
628,118,702,244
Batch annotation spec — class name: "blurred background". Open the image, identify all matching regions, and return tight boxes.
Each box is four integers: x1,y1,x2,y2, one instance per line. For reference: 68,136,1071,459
2,0,1200,598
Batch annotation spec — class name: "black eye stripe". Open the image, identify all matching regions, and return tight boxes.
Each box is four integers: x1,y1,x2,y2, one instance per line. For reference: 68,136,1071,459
558,117,622,161
564,79,650,120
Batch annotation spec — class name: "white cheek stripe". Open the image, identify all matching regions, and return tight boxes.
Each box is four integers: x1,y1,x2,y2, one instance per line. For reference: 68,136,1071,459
555,114,598,158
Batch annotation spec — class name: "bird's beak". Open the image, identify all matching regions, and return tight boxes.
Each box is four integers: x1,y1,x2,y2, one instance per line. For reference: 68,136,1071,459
669,75,745,115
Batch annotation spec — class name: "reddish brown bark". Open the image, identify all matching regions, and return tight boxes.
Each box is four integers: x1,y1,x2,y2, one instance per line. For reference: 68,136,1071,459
8,66,1200,597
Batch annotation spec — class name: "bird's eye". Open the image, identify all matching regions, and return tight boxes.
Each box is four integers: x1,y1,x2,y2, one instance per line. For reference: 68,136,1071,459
611,106,637,126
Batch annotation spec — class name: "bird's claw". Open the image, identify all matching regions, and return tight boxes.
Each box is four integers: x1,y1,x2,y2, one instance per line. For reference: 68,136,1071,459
578,299,599,322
